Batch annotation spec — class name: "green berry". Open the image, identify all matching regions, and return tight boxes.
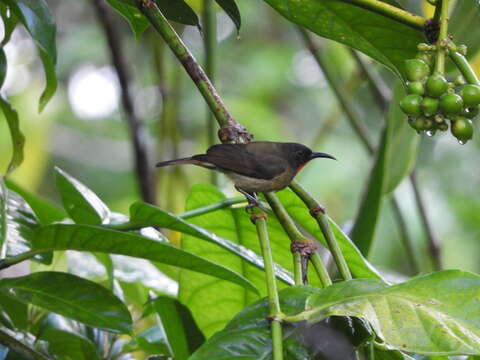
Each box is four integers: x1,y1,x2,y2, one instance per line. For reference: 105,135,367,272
421,97,438,116
416,53,434,67
439,93,463,115
405,59,430,82
409,116,427,131
400,94,423,116
463,106,479,119
460,84,480,107
438,123,449,131
407,81,425,95
451,117,473,144
425,74,449,98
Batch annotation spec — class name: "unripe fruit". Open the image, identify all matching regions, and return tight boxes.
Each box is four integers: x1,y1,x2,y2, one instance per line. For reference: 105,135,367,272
451,117,473,143
409,116,427,131
438,123,448,131
405,59,430,81
416,53,434,67
421,97,438,116
407,81,425,95
439,93,463,115
400,94,422,116
425,74,449,97
460,84,480,107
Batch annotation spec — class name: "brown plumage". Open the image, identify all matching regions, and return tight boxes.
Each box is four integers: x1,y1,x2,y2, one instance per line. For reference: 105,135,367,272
156,142,335,195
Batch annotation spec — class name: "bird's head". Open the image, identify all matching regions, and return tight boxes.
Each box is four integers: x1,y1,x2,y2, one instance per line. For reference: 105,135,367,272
283,143,336,172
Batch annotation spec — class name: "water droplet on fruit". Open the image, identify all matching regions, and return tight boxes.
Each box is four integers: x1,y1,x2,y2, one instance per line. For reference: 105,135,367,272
458,140,466,145
426,130,434,137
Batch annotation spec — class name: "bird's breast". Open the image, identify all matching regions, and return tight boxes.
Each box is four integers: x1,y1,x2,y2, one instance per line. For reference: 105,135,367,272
226,169,295,193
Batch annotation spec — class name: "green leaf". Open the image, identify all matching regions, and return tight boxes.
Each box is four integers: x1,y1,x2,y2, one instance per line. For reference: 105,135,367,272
262,0,424,79
106,0,150,38
149,295,205,359
0,187,51,265
177,185,299,337
39,327,100,360
5,179,65,225
449,0,480,60
156,0,200,27
0,271,132,334
0,292,28,330
129,201,294,285
214,0,241,32
0,47,6,89
276,189,384,281
126,325,170,355
306,270,480,355
3,0,57,112
190,286,318,360
0,97,25,174
32,224,258,294
0,4,19,46
383,83,419,194
374,349,416,360
54,167,110,225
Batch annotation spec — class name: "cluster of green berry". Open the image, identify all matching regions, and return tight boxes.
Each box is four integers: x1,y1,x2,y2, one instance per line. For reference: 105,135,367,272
400,45,480,144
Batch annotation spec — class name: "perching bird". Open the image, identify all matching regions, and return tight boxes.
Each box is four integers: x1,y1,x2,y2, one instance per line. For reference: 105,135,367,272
156,141,335,205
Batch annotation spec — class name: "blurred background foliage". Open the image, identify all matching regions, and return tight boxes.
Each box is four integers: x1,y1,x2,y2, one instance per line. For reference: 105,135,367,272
1,0,480,281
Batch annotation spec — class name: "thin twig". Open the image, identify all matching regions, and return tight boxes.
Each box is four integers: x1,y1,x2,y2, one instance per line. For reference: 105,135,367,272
410,171,442,270
92,0,156,204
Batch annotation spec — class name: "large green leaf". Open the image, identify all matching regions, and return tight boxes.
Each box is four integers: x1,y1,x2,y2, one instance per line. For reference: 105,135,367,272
32,224,258,294
129,201,294,285
275,189,383,281
177,185,300,337
0,272,132,334
0,96,25,174
149,295,205,360
190,286,318,360
0,187,51,264
305,270,480,355
262,0,424,78
0,47,6,89
5,179,65,226
0,4,18,46
383,83,419,194
0,291,28,330
4,0,57,111
54,167,110,225
106,0,150,38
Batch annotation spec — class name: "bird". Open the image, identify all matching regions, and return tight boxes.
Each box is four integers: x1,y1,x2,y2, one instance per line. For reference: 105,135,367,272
156,141,336,207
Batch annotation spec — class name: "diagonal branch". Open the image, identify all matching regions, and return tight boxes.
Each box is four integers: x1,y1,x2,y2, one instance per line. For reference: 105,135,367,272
92,0,156,204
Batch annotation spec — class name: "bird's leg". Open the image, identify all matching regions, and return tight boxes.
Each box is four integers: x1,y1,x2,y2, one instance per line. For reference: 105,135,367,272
235,187,268,212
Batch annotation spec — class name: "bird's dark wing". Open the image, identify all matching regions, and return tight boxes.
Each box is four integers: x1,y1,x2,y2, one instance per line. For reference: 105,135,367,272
193,143,285,180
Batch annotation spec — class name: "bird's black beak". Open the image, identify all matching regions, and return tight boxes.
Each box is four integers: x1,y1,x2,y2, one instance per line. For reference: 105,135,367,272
310,152,337,161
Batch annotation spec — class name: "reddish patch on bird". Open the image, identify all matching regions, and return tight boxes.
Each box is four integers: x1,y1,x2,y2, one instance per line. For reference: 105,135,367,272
295,162,309,173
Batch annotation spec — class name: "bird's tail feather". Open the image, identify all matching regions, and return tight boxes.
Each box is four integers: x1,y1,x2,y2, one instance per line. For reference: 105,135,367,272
156,157,196,168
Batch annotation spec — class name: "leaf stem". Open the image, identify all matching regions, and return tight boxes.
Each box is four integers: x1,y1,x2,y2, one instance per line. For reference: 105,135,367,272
0,327,52,360
290,181,352,281
340,0,426,30
252,208,283,360
179,197,246,219
449,51,480,86
0,250,40,270
434,0,449,74
137,0,251,143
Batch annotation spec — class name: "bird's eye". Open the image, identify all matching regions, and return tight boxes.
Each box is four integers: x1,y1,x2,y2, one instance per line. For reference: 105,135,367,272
296,150,304,157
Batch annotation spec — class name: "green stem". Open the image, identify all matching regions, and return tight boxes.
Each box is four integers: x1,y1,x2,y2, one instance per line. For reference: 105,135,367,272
310,253,333,287
0,250,40,270
289,181,352,280
137,0,249,141
293,252,303,286
252,208,283,360
434,0,449,74
203,0,218,184
0,327,52,360
449,51,480,85
180,197,246,219
341,0,425,30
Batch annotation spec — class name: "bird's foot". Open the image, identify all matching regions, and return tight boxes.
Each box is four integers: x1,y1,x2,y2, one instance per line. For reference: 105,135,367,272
236,187,269,213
